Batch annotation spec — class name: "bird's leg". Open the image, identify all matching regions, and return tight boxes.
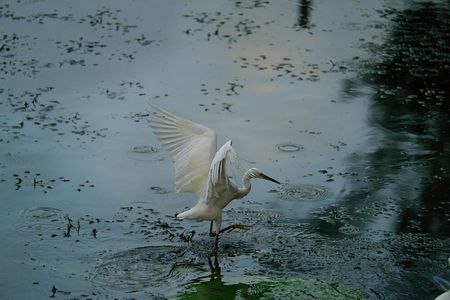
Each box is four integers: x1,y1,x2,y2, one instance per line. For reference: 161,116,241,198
219,224,251,234
214,234,219,254
209,221,215,237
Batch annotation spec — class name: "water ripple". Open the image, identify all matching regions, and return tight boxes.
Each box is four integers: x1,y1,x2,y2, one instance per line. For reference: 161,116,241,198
277,184,330,201
276,143,303,152
127,145,164,161
91,245,209,294
18,207,66,231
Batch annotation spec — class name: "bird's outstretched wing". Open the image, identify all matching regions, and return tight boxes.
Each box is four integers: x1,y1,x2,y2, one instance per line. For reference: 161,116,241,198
207,140,238,199
149,104,217,196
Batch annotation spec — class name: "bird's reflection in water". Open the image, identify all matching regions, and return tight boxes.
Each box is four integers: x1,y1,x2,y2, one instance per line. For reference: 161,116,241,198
297,0,312,29
168,254,221,282
167,247,222,283
207,255,222,282
173,254,258,299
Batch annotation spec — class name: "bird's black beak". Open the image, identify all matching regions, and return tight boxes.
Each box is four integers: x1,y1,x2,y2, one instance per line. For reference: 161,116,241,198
261,173,281,184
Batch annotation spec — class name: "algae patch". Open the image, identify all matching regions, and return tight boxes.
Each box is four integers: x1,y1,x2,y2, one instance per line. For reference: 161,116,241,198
177,278,366,300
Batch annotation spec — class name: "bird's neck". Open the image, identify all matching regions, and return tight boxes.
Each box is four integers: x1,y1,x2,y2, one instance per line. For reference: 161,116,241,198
236,170,253,199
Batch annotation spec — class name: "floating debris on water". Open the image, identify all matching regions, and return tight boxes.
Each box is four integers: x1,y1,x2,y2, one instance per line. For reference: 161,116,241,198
149,186,169,194
132,145,160,154
277,184,330,201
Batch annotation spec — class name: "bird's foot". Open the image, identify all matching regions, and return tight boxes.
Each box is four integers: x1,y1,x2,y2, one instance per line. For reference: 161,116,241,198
219,224,251,234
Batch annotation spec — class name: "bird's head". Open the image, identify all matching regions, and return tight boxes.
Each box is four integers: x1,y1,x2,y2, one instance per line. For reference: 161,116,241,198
248,168,281,184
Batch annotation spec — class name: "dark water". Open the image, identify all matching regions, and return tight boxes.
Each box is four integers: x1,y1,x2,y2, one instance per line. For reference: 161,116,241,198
1,0,449,299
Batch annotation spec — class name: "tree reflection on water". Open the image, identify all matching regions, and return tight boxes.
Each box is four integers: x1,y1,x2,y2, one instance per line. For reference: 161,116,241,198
324,3,450,297
296,0,313,29
337,1,450,237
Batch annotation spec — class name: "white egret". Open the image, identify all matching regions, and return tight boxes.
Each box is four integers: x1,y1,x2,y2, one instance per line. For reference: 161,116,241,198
148,104,280,251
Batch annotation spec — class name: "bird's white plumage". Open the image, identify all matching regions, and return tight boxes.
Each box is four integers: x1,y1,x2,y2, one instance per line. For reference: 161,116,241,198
148,104,280,251
149,104,217,196
206,140,238,199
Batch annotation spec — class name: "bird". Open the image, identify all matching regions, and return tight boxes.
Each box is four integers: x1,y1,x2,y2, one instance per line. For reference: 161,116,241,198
148,104,280,251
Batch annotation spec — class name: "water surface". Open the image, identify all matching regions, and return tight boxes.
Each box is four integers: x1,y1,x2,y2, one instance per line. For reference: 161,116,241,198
1,0,449,299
